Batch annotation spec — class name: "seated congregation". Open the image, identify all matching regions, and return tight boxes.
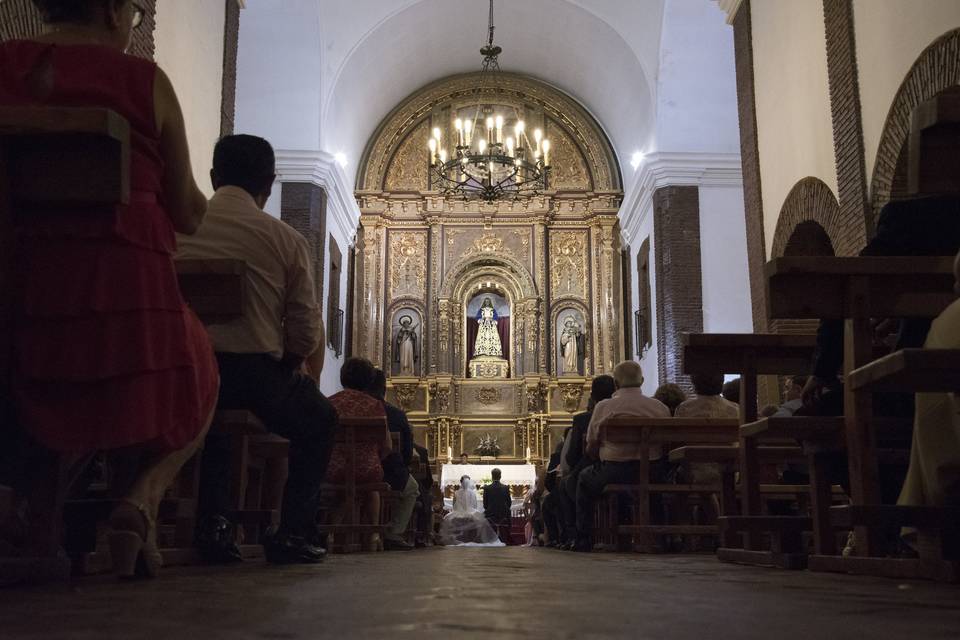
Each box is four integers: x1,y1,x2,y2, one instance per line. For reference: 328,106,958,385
1,0,959,590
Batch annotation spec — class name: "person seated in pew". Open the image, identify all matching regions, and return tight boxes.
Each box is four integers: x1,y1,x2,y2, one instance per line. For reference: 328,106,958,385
772,376,807,418
572,362,671,552
672,373,740,545
541,433,568,546
802,196,960,416
411,442,435,546
1,0,219,579
177,134,337,565
556,375,616,549
328,358,412,551
722,378,740,405
760,404,780,418
653,383,687,416
366,368,421,550
898,249,960,515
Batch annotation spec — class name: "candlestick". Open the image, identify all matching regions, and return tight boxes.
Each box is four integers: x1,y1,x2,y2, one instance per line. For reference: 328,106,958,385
485,116,494,141
478,138,487,154
495,114,503,144
447,446,453,461
541,139,550,166
534,128,543,154
515,120,525,149
464,119,473,147
505,136,514,158
454,118,463,146
525,446,531,462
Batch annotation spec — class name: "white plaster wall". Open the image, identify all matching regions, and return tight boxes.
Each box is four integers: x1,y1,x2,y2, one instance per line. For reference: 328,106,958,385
751,0,837,255
655,0,740,154
235,0,323,150
621,202,660,397
853,0,960,191
698,184,752,334
154,0,226,196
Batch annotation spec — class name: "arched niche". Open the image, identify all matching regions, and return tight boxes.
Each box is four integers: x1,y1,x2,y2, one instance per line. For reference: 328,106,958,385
551,300,590,377
437,256,541,378
386,299,426,377
357,71,622,195
771,177,845,258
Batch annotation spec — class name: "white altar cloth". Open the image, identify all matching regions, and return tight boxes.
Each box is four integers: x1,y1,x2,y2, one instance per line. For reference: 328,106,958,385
440,463,537,489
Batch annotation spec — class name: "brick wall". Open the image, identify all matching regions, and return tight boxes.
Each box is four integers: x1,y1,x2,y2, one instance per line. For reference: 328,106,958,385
823,0,870,248
280,183,327,311
732,0,768,333
219,0,240,137
653,185,703,390
0,0,158,60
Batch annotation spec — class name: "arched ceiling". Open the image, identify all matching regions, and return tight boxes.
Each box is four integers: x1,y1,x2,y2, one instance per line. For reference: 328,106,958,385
318,0,664,188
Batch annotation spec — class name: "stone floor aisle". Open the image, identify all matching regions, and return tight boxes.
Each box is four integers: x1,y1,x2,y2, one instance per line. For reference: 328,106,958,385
1,547,958,639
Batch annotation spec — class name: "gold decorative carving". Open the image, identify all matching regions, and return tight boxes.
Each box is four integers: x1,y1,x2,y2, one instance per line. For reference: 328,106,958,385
394,383,419,412
551,231,587,297
475,387,501,405
389,232,427,299
429,382,451,413
547,120,591,190
384,120,429,191
558,382,585,414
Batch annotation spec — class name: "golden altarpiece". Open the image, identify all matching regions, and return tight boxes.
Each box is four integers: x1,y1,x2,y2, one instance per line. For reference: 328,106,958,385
352,72,625,463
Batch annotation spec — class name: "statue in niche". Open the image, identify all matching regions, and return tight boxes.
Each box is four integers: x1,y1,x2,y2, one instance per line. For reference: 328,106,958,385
473,297,503,357
394,314,419,376
559,315,586,376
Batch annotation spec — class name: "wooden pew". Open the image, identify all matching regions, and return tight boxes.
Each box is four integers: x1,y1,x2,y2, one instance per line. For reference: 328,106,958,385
682,332,828,565
765,256,957,577
318,417,393,553
595,417,739,552
174,259,286,560
814,348,960,581
0,106,129,585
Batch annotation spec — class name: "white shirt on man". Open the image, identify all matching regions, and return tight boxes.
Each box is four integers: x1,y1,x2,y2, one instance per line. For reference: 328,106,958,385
176,186,321,359
586,387,671,462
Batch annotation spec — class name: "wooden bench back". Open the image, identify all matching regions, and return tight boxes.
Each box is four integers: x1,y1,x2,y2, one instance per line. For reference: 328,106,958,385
766,256,956,320
602,417,740,445
175,259,247,325
1,107,130,389
682,333,816,376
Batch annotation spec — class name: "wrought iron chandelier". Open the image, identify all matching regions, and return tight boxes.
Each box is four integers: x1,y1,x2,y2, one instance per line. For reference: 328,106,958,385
428,0,551,202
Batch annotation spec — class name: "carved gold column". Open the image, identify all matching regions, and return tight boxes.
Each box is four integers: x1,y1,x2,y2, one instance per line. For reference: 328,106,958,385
534,217,548,373
356,217,385,364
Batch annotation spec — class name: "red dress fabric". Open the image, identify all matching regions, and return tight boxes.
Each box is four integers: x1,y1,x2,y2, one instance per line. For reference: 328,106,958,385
327,390,386,484
1,41,218,453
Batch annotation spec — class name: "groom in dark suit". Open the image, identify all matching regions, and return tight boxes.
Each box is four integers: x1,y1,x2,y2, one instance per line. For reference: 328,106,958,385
483,468,512,538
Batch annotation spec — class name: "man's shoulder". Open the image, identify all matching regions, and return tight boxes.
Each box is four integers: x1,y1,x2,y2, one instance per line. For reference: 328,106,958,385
572,411,592,429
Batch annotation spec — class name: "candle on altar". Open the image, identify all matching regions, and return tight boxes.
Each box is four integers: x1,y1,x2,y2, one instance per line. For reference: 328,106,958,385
447,446,453,461
525,446,531,462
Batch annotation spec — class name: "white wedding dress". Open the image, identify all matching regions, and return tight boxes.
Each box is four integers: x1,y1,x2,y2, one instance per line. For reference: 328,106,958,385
439,479,505,547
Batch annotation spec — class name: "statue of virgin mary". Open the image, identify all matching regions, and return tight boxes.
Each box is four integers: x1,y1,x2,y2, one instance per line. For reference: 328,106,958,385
473,297,503,357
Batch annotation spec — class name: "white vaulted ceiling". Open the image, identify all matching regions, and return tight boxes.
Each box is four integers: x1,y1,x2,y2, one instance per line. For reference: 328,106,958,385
237,0,739,198
319,0,665,186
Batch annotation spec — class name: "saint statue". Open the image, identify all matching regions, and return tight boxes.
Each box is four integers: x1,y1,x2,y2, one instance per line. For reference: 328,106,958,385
473,297,503,357
559,316,585,375
394,315,418,375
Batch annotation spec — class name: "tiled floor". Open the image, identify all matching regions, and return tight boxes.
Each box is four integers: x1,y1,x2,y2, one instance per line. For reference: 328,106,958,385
1,547,958,639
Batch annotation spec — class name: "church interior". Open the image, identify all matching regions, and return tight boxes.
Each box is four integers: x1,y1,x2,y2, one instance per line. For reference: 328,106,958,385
1,0,960,637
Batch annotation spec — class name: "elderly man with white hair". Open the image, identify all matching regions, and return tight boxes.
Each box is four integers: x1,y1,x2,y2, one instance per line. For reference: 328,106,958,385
571,360,670,551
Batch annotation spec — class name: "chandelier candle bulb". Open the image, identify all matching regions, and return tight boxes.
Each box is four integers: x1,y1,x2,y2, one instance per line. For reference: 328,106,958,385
454,118,463,145
464,119,473,146
505,136,514,157
534,128,543,154
439,149,447,164
432,127,441,143
515,120,525,148
478,138,487,154
485,116,494,141
541,139,550,166
495,114,503,143
428,137,437,162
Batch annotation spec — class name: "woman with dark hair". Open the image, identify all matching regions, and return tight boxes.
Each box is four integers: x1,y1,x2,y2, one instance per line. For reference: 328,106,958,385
1,0,217,578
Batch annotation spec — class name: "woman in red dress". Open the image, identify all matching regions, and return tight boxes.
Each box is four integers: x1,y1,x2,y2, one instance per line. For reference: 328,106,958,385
1,0,218,578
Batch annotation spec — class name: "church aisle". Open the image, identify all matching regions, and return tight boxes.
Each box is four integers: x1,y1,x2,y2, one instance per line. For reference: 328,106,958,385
2,547,958,639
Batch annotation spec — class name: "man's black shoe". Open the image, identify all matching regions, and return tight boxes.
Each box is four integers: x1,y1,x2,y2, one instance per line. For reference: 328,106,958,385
263,533,326,564
195,515,243,564
383,537,414,551
571,539,593,552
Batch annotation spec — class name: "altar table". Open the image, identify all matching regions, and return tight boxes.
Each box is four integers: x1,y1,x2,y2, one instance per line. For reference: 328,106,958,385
440,463,537,489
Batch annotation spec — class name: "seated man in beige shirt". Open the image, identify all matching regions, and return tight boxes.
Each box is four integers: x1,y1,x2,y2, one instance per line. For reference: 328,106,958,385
177,135,336,565
573,361,670,551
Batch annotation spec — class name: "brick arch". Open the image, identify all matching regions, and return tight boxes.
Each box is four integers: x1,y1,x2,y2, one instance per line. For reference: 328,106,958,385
870,28,960,228
771,178,845,258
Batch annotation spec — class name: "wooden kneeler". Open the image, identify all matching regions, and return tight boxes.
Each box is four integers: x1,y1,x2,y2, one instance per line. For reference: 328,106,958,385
0,106,130,584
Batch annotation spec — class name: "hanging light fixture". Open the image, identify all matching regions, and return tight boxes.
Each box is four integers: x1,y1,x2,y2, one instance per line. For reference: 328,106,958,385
428,0,551,202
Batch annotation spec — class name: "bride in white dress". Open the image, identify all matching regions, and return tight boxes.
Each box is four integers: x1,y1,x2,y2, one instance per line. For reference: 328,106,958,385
439,476,505,547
